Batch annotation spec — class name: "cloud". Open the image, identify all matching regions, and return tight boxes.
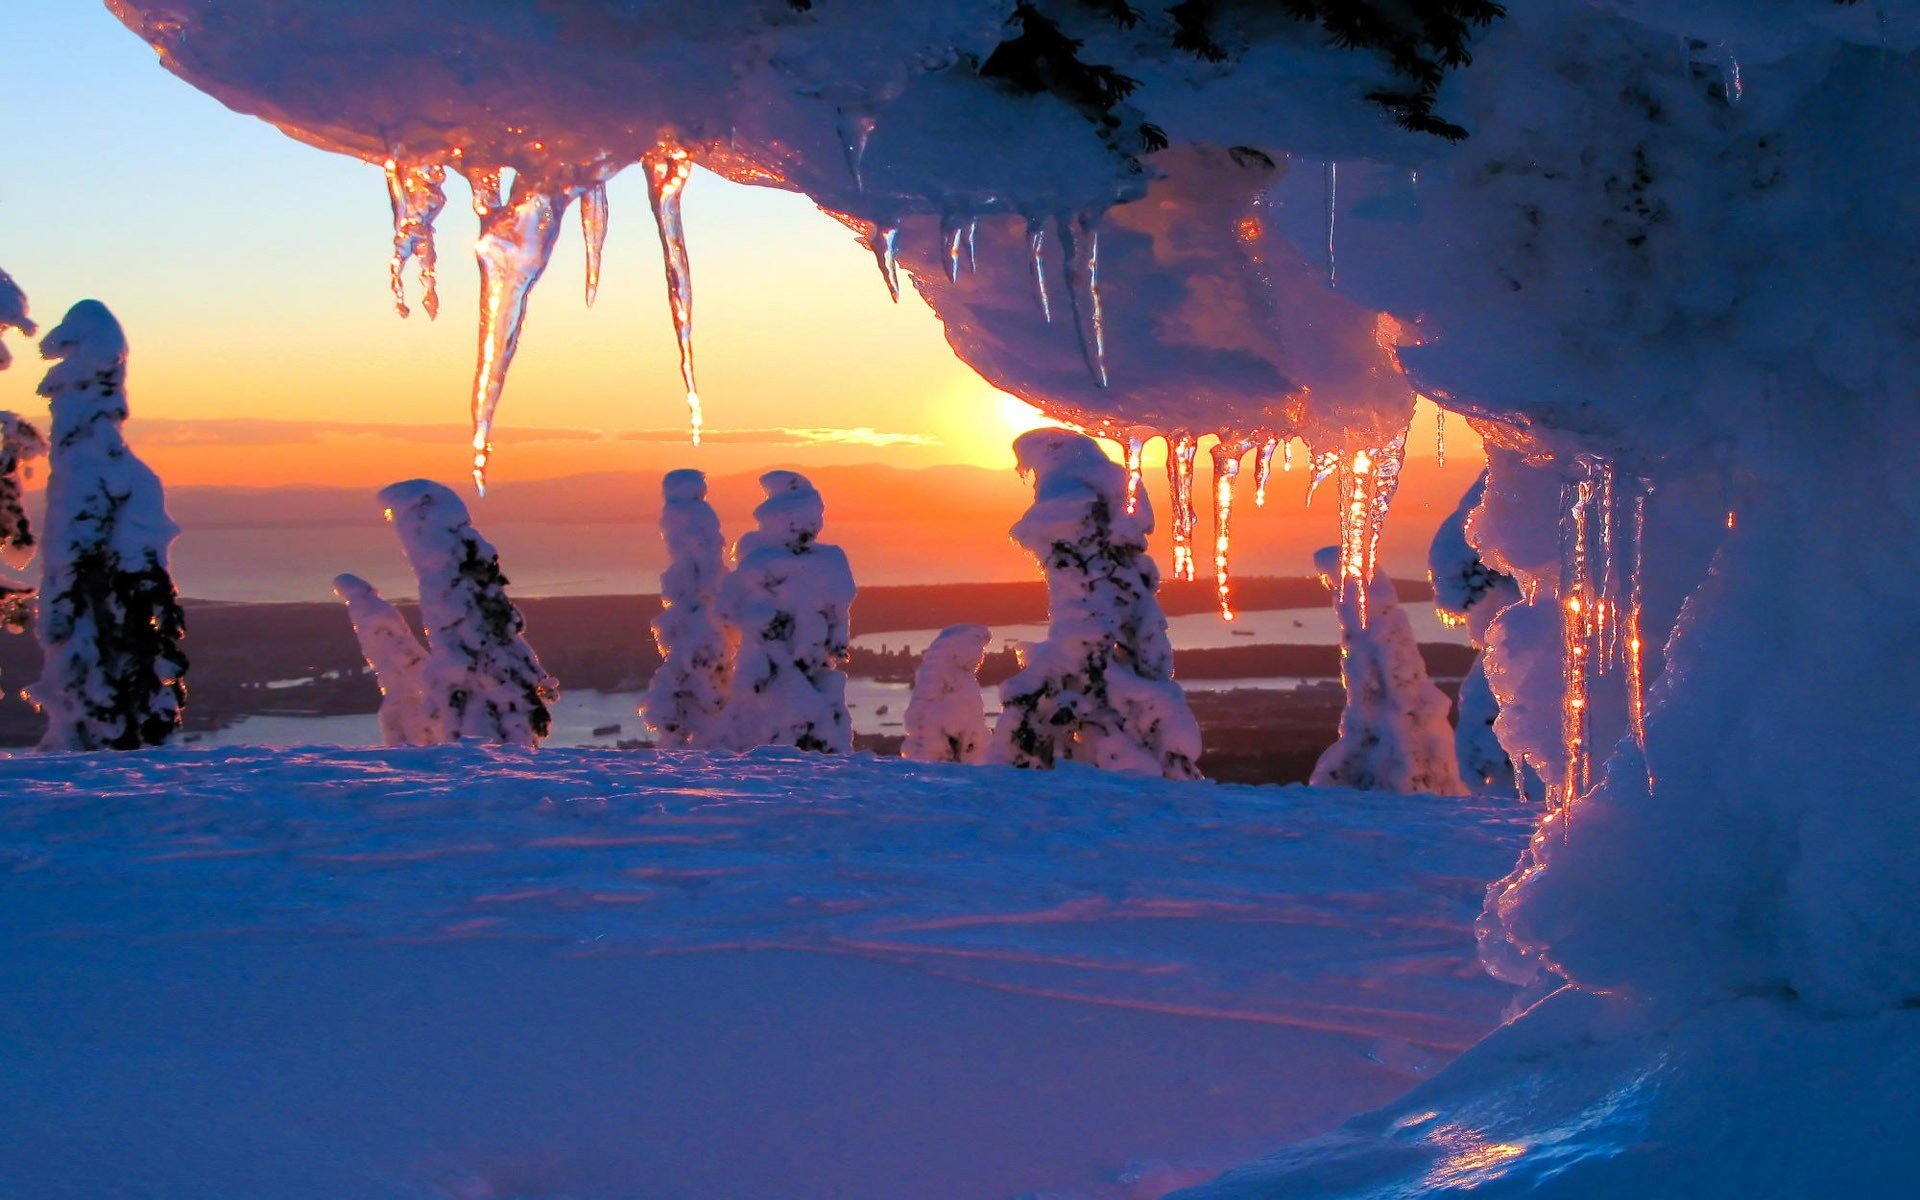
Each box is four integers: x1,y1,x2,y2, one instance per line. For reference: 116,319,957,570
617,426,940,448
124,418,938,450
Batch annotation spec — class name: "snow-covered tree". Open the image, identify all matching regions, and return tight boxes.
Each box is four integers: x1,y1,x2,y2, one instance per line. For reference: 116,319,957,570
0,412,48,632
642,468,732,747
903,623,991,764
717,470,855,753
990,429,1201,780
0,265,33,373
1310,546,1466,796
332,572,436,747
1429,470,1523,791
378,479,556,748
31,301,188,752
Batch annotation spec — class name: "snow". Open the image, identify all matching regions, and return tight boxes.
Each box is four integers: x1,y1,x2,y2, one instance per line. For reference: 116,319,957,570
332,571,436,747
1427,473,1520,791
0,264,34,373
1309,548,1465,798
902,623,991,764
378,479,557,747
0,745,1530,1200
717,470,857,753
641,468,732,748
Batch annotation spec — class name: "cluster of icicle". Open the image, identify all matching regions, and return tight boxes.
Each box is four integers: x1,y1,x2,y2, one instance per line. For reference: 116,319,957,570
1552,454,1652,806
379,145,699,492
1105,425,1407,628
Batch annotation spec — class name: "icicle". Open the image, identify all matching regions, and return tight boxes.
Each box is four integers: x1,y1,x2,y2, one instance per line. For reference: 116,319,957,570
580,183,609,307
1333,434,1407,628
941,214,965,283
464,164,503,216
1284,440,1294,472
1625,476,1652,761
1123,428,1152,515
384,158,448,320
837,108,877,190
1558,462,1597,802
1253,437,1279,507
643,143,700,444
870,224,901,303
1324,161,1338,288
1435,406,1447,468
1305,449,1339,506
965,218,978,274
1026,217,1053,322
1058,212,1109,388
467,172,574,492
1166,432,1199,582
1211,440,1249,620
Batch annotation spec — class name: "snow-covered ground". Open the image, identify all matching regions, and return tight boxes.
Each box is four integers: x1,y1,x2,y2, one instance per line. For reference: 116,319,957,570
0,746,1527,1200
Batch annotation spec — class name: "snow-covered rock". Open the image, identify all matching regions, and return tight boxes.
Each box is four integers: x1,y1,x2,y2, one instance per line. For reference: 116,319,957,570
31,300,188,752
331,572,435,747
642,468,732,748
902,623,991,764
717,470,856,753
991,428,1201,780
378,479,556,748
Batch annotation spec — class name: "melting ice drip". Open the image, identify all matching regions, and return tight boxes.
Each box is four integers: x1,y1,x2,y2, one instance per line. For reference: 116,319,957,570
1333,434,1408,628
1210,439,1254,620
1557,456,1654,805
384,159,448,319
643,144,701,446
1166,432,1199,582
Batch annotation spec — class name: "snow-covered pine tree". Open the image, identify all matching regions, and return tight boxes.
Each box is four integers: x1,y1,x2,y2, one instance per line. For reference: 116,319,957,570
641,468,732,747
332,572,437,747
1310,545,1467,795
0,412,49,632
989,429,1201,780
31,301,188,751
1429,471,1523,790
0,265,34,372
717,470,856,753
902,623,992,764
378,479,556,748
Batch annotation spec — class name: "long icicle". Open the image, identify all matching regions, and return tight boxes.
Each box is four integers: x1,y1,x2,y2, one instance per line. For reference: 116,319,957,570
941,213,965,283
467,171,574,493
1305,449,1339,506
870,224,901,303
1559,462,1596,807
837,107,877,190
1325,161,1338,288
1058,211,1109,388
1625,475,1652,771
1436,405,1447,468
643,143,700,444
1253,437,1279,507
1026,217,1053,321
1167,431,1198,582
1123,427,1152,515
580,183,609,307
385,158,448,319
1211,439,1249,620
1333,433,1408,629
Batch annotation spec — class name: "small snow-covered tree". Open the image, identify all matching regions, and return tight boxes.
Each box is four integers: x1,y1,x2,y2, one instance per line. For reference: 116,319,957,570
31,301,188,751
717,470,856,753
1310,546,1467,796
0,265,34,372
642,468,732,747
903,623,991,764
1429,470,1523,791
332,572,436,747
990,429,1201,780
0,412,49,632
378,479,556,747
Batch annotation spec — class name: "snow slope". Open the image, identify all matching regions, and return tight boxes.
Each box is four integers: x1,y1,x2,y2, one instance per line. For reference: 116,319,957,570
0,747,1526,1200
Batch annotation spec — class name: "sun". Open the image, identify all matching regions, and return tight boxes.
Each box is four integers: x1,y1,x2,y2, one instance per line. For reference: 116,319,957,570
935,383,1076,469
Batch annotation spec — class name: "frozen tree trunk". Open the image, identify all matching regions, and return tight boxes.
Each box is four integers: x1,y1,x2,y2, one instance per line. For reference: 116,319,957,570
1310,546,1467,796
378,479,556,748
31,301,188,752
0,412,48,633
717,470,856,753
642,468,732,747
902,623,991,764
990,429,1201,780
332,573,436,747
1429,471,1524,791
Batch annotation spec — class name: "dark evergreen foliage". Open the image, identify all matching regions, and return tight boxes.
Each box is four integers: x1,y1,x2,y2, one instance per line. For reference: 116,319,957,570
40,549,187,749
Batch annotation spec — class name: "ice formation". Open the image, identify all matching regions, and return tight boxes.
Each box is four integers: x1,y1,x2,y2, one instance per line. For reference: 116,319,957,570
378,480,556,747
1428,472,1521,792
717,470,856,754
31,301,188,752
94,0,1920,1191
992,429,1201,781
1309,547,1465,797
332,573,436,747
901,623,992,765
642,468,733,749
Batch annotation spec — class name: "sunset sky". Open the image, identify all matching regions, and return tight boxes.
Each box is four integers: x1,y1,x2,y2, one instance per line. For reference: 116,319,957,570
0,4,1481,598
